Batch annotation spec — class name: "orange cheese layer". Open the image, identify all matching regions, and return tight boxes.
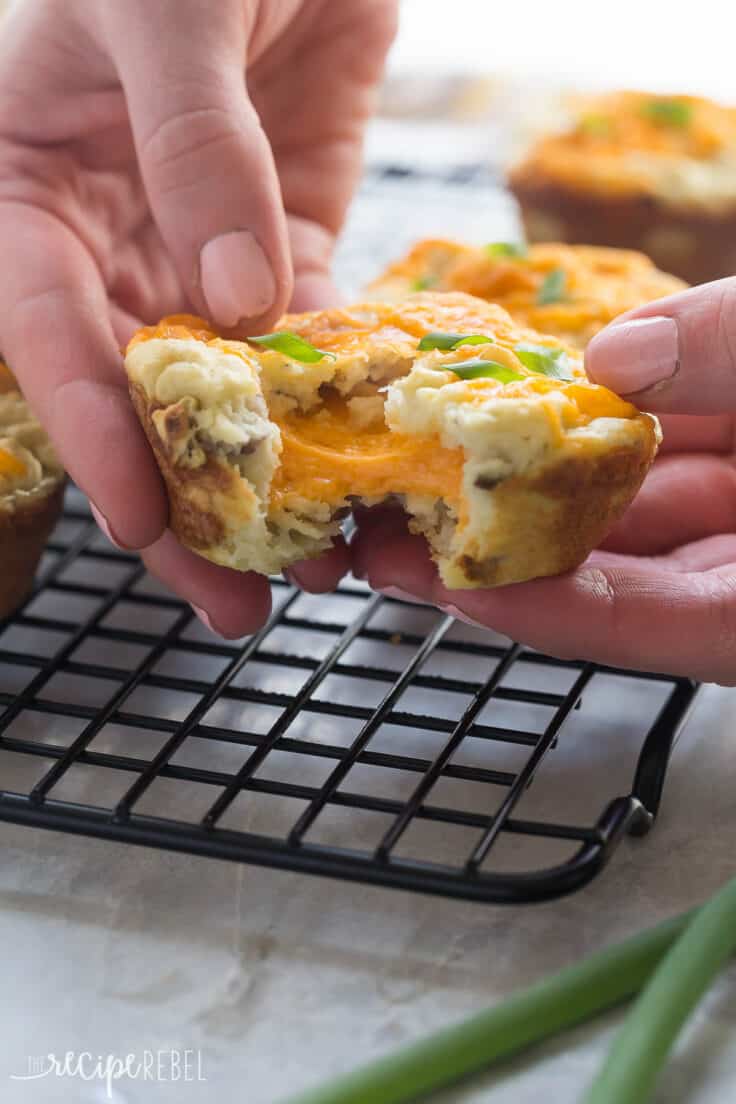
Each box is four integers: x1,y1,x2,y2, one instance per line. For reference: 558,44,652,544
0,447,26,477
269,402,464,512
371,240,685,346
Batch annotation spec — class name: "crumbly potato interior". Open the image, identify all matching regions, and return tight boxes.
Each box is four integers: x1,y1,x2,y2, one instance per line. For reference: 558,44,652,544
126,296,656,583
0,391,63,510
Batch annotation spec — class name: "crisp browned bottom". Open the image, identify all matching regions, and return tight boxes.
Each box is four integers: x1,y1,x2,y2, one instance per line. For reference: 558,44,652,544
432,425,657,589
509,178,736,286
0,482,65,619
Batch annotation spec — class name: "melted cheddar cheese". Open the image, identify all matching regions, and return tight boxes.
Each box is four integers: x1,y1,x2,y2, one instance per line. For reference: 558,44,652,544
131,301,638,519
0,446,26,478
270,398,465,512
369,238,685,348
510,90,736,208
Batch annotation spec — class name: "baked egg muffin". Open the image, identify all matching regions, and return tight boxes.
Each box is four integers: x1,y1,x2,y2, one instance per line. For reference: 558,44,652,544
125,293,659,589
368,237,685,348
0,363,65,618
508,90,736,285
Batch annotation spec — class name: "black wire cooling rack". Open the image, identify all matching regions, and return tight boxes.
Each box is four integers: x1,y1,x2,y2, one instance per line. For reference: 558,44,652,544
0,489,699,905
0,165,701,904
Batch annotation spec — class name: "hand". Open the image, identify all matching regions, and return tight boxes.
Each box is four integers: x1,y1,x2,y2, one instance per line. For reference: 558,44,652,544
353,279,736,684
0,0,396,636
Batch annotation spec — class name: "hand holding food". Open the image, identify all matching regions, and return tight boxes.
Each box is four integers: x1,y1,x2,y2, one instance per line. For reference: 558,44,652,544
354,276,736,683
0,0,397,637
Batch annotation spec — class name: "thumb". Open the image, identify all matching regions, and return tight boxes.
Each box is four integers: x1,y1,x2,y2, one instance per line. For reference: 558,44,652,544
104,0,292,330
586,278,736,414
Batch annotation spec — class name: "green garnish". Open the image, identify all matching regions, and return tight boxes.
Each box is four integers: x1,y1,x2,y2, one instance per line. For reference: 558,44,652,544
515,342,575,381
410,275,437,291
485,241,528,259
418,332,487,351
584,876,736,1104
249,330,335,362
536,268,567,305
285,905,696,1104
641,98,692,128
444,359,523,383
579,113,612,137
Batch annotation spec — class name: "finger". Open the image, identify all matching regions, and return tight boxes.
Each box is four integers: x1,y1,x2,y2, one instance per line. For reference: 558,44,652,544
286,214,342,313
601,453,736,555
586,278,736,414
142,529,271,638
284,536,351,593
658,413,734,455
0,201,166,549
103,0,292,332
355,524,736,682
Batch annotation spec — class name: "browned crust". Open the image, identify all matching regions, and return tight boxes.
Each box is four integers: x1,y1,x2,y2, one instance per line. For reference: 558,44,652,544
434,420,657,588
129,381,235,552
508,176,736,286
0,481,65,619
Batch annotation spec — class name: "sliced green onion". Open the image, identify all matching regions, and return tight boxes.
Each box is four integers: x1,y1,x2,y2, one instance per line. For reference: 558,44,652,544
579,113,613,137
641,98,692,128
410,275,437,291
485,241,528,259
249,330,335,362
286,907,695,1104
584,875,736,1104
445,359,524,382
515,342,575,381
536,268,567,305
453,335,493,348
418,332,485,351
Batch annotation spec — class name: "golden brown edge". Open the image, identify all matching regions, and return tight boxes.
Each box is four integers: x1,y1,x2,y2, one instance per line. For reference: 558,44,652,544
0,481,65,619
430,417,658,588
507,175,736,285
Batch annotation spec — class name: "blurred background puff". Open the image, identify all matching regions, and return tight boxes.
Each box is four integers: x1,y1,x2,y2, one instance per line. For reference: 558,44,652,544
0,360,65,619
507,90,736,285
368,237,686,348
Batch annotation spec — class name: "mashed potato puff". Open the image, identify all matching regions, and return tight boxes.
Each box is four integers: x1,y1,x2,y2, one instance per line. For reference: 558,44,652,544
126,294,658,588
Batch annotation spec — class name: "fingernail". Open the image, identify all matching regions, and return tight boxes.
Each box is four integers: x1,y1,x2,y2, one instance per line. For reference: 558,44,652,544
283,567,304,588
381,586,423,604
90,503,128,550
200,230,276,327
440,603,487,630
586,316,679,395
190,603,219,635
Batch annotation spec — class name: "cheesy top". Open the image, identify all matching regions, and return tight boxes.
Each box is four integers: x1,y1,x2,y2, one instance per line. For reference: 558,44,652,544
0,385,63,507
130,294,637,420
368,239,685,348
510,90,736,210
128,294,646,521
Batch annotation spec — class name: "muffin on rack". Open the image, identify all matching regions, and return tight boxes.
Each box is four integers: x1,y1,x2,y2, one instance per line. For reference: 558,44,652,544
367,237,685,349
0,361,65,618
507,90,736,285
125,293,658,590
